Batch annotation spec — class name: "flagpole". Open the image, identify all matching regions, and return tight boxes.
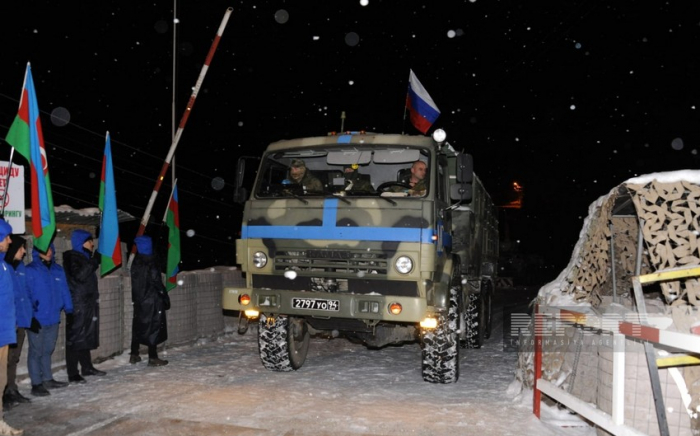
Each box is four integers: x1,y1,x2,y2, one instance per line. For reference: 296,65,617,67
0,147,15,216
171,0,178,187
127,6,232,268
162,179,178,223
402,70,410,135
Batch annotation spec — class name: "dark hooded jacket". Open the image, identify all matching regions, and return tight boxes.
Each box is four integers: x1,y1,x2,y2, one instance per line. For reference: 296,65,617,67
63,229,101,350
131,236,168,346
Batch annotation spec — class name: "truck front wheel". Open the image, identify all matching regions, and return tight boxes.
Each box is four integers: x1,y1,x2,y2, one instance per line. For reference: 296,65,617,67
421,285,460,383
258,314,310,371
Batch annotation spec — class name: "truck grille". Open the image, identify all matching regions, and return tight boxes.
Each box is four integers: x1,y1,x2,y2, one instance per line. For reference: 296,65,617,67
274,249,388,277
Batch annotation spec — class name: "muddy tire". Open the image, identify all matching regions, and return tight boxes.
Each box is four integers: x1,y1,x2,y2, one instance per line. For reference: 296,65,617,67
462,292,485,349
421,285,460,383
483,282,493,340
258,314,309,371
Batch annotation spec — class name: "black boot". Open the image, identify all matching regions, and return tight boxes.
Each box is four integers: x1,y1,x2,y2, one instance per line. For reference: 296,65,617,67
148,357,169,367
31,384,50,397
81,367,106,376
43,379,68,389
69,375,87,384
2,398,16,412
3,389,30,405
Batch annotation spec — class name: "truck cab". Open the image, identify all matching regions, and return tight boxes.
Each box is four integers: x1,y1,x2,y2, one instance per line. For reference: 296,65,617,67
223,131,498,383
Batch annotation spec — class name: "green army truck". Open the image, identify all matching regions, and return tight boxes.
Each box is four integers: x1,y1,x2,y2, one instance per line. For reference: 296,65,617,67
223,130,498,383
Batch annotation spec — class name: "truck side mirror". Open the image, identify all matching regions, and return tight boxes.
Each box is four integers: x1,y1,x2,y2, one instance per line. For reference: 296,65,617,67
456,153,473,183
233,187,248,204
450,153,473,201
450,183,472,201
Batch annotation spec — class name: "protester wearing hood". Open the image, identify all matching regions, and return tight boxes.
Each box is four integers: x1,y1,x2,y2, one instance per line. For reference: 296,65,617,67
0,220,23,435
129,236,169,367
25,244,73,396
3,235,32,411
63,230,106,384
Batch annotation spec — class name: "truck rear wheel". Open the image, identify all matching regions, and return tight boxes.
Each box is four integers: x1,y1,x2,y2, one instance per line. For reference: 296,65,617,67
421,285,460,383
258,314,310,371
483,281,493,340
462,293,485,349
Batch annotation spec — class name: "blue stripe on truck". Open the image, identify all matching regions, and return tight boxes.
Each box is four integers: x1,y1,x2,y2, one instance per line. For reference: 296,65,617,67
241,198,435,243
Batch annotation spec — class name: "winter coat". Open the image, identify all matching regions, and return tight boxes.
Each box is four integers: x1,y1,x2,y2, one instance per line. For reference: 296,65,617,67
130,253,168,346
63,246,101,351
26,246,73,327
9,262,32,329
0,260,17,347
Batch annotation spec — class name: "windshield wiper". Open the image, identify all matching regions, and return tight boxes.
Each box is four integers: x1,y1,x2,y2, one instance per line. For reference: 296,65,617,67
375,194,397,205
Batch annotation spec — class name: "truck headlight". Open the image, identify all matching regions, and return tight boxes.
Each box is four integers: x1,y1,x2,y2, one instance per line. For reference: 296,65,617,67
394,256,413,274
253,251,268,268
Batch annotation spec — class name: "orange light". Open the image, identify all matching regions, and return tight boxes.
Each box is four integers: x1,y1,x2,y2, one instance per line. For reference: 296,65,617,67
420,317,438,329
389,302,402,315
238,294,251,306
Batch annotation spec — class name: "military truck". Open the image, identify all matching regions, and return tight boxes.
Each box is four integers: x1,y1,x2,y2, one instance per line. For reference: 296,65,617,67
223,130,498,383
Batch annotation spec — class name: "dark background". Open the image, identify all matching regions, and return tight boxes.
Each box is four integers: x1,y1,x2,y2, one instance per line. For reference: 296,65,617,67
0,1,698,279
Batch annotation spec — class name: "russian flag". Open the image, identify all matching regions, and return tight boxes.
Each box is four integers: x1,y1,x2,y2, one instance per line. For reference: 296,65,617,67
406,69,441,134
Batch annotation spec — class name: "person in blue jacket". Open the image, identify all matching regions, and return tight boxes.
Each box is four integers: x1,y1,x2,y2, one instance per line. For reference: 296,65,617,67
3,235,32,409
0,220,23,435
25,243,73,396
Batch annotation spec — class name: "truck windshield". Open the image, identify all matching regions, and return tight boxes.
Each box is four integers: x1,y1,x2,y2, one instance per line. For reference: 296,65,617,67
254,146,430,199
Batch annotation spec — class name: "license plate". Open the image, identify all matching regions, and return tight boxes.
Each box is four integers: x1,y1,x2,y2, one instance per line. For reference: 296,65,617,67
292,298,340,311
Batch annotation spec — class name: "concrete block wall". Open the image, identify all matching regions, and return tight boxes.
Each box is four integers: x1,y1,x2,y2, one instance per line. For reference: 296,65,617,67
167,272,198,344
14,266,244,379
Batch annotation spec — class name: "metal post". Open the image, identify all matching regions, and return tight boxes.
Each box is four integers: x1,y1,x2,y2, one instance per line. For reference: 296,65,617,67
611,333,625,425
610,223,617,303
533,303,542,418
633,218,670,436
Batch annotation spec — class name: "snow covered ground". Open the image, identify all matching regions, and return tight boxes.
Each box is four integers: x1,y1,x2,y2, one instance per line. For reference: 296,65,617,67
5,289,595,436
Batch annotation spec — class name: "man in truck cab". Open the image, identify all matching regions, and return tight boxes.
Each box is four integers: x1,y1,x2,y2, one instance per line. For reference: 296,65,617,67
343,164,374,192
401,160,428,196
287,158,323,192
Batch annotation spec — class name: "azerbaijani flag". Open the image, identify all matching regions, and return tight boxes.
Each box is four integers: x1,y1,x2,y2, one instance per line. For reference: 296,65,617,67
5,63,55,252
97,132,122,275
406,69,441,135
165,183,181,292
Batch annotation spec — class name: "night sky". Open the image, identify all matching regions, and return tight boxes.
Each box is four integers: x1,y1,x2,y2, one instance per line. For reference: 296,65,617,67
1,1,699,277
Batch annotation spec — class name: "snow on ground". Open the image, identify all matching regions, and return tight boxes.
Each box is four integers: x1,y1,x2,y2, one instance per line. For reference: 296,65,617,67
6,292,596,435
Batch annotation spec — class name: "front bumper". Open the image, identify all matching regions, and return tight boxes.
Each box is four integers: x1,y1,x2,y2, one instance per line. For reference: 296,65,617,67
223,286,428,323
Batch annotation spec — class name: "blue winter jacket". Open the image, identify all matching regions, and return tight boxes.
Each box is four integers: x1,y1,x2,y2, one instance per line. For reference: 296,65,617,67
0,260,17,347
26,246,73,327
10,262,33,329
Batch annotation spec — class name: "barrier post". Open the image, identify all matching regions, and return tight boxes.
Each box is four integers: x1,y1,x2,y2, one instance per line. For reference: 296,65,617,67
533,303,542,418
